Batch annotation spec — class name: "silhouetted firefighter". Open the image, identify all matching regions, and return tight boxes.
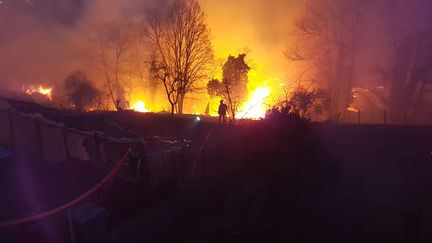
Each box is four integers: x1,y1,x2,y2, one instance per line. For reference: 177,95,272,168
218,100,228,123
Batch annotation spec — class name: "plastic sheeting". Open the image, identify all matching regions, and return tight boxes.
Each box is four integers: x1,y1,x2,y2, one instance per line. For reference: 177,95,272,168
0,110,12,148
64,129,90,161
39,122,66,164
11,112,41,160
103,137,140,165
4,104,189,177
82,132,108,164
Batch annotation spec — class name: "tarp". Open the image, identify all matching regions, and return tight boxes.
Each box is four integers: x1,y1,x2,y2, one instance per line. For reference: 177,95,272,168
64,129,90,161
39,121,67,164
11,111,41,160
82,132,107,163
103,137,142,165
0,110,12,148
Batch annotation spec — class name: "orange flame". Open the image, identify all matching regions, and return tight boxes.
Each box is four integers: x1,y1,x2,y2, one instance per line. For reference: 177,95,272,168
347,106,358,113
131,100,149,113
236,87,270,119
25,85,53,100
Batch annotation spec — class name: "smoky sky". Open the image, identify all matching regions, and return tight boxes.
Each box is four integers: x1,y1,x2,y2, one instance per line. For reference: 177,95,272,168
2,0,429,93
0,0,302,91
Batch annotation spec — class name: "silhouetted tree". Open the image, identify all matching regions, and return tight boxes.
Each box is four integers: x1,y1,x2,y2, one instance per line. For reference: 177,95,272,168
146,0,214,115
207,79,223,97
286,0,371,119
378,0,432,123
93,21,135,110
268,86,322,121
64,71,100,111
205,54,250,121
221,54,250,121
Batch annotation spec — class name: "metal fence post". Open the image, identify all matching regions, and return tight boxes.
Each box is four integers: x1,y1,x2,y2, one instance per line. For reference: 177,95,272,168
384,110,387,125
358,111,361,125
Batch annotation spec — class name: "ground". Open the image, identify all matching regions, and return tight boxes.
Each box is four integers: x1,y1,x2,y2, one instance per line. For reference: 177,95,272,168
2,102,432,242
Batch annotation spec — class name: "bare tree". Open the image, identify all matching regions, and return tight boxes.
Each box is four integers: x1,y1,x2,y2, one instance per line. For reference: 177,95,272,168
378,0,432,123
129,23,159,104
146,0,214,115
286,0,371,119
93,21,135,110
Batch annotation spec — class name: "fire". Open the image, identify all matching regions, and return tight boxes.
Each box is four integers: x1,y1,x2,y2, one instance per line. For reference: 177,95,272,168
347,107,359,113
236,87,270,119
131,100,149,113
25,85,53,100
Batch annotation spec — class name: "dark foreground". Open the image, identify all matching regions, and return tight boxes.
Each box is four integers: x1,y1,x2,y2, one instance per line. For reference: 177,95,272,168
1,102,432,242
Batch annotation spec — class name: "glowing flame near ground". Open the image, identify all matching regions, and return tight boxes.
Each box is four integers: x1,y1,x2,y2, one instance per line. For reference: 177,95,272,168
131,101,149,113
236,87,270,119
25,86,53,100
347,106,359,113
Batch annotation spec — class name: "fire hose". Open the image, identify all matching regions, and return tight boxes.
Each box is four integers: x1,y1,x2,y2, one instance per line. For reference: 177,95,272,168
0,148,132,229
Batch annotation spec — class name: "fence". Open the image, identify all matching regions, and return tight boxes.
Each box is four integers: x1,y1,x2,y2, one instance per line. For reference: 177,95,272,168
0,98,189,238
339,110,432,126
0,107,188,167
0,108,91,163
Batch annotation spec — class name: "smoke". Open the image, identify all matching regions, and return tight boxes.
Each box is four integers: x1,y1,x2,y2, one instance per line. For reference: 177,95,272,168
0,0,302,93
0,0,87,89
201,0,302,82
4,0,431,120
0,0,143,90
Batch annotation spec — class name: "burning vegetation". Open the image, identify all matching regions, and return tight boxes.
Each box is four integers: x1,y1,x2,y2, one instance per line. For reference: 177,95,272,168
131,101,149,113
24,85,53,101
1,0,432,124
3,1,432,242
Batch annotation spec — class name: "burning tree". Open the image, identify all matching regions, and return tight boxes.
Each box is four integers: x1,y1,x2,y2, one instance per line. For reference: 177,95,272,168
207,54,250,121
63,71,101,111
222,54,250,121
146,0,214,115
